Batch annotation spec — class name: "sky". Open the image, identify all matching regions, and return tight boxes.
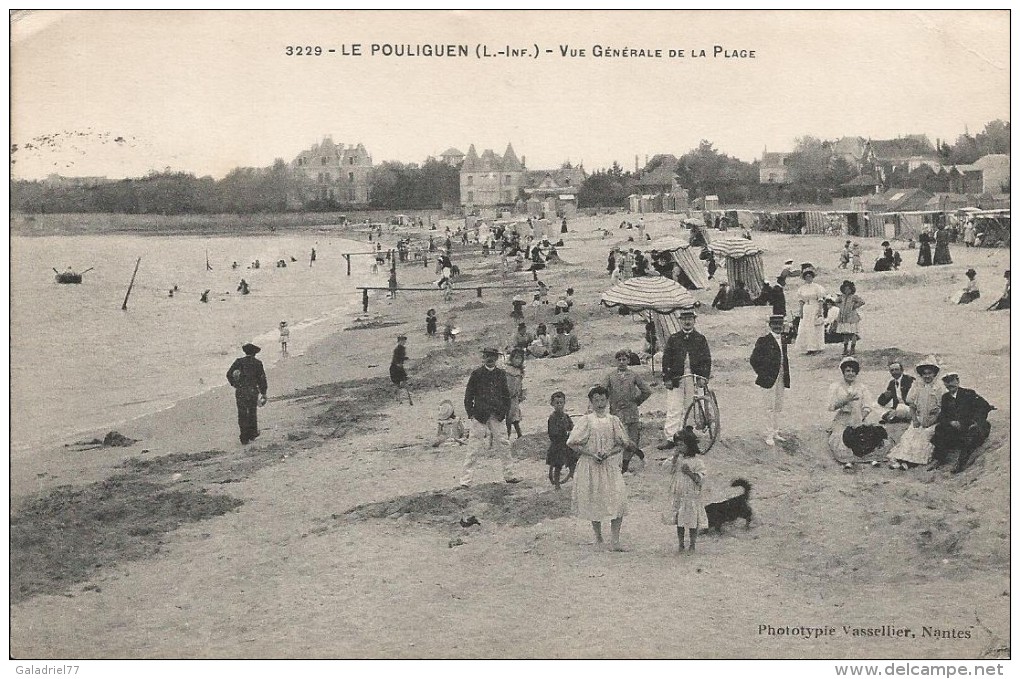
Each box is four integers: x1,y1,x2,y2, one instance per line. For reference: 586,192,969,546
10,10,1011,180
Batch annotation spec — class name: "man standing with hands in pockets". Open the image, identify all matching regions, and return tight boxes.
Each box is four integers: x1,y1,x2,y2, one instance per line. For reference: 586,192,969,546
461,347,522,487
750,314,791,446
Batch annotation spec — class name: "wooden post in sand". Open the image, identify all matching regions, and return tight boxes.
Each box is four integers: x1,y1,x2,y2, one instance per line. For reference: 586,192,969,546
362,288,369,313
344,254,352,276
121,257,141,310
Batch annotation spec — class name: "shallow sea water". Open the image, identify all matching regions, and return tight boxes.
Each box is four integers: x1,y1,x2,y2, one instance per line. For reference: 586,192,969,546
10,231,383,452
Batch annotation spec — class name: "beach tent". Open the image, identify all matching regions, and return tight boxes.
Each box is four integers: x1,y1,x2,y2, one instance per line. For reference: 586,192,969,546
972,211,1010,247
707,238,766,299
647,236,710,290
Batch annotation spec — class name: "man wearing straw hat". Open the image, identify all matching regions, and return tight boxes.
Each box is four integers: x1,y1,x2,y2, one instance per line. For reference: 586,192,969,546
226,343,268,445
657,307,712,449
461,347,522,486
750,314,790,446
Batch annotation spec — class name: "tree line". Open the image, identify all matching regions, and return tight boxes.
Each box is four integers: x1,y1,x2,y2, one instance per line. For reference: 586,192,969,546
577,120,1009,208
10,158,461,215
10,120,1008,214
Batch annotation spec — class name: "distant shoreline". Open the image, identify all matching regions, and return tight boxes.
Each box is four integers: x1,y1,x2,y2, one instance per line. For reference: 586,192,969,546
10,209,452,237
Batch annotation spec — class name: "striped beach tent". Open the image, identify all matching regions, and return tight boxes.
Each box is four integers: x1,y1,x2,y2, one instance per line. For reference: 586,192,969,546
601,275,698,314
647,237,710,290
708,238,766,299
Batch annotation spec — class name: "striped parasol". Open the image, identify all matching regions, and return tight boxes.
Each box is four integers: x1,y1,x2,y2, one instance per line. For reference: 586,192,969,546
707,237,764,259
601,275,698,314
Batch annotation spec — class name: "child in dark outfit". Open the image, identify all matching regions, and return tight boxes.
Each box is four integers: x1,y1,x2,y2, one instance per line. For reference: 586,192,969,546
389,335,412,405
547,391,578,490
425,308,438,337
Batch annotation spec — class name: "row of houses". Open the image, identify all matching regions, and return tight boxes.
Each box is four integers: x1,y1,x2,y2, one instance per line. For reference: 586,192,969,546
760,136,1009,196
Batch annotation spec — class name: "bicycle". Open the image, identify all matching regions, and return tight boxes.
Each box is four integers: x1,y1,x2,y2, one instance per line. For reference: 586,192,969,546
675,374,721,453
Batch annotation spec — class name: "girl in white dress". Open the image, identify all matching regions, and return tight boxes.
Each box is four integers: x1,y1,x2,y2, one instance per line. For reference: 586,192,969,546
567,385,635,551
795,266,826,354
887,358,943,469
827,356,876,467
667,426,708,553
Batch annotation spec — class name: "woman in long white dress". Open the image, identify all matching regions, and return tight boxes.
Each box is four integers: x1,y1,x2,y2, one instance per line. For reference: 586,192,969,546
887,357,943,469
795,266,826,354
827,356,877,466
567,385,634,551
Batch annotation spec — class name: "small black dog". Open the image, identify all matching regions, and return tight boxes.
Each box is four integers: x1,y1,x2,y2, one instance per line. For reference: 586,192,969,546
704,479,753,532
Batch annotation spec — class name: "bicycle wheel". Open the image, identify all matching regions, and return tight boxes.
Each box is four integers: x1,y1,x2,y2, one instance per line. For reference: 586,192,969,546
683,395,720,453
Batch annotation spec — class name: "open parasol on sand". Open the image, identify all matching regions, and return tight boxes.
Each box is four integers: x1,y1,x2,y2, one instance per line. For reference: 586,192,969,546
601,275,698,314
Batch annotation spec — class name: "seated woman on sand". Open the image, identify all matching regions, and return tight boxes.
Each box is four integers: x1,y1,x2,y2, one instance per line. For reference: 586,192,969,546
886,357,943,470
827,357,888,468
951,269,980,304
528,324,551,358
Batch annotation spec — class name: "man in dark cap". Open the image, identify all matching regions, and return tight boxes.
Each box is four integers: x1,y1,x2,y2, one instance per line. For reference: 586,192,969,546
227,343,268,445
931,371,994,473
461,347,520,486
750,314,791,445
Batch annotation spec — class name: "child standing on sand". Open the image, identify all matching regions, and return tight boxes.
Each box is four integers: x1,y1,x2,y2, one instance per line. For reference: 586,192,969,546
851,243,863,273
546,392,577,490
425,308,438,337
389,335,412,405
567,385,636,551
667,426,708,553
279,321,290,357
504,349,526,439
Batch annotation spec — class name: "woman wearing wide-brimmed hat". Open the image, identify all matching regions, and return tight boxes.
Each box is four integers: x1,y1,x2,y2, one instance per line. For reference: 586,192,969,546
886,356,944,469
794,264,826,354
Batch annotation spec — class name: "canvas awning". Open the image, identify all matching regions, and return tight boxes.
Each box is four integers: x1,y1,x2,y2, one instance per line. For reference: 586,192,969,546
707,238,764,259
647,237,710,290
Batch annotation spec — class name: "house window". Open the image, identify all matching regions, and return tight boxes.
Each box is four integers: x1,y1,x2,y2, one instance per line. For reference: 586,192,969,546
468,191,474,203
325,172,331,182
505,175,511,183
317,172,323,182
504,191,513,202
348,189,356,201
467,176,474,186
321,157,328,165
350,157,355,165
348,172,354,182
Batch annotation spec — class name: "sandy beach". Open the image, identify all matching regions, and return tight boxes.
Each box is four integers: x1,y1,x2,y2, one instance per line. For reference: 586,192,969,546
9,214,1010,659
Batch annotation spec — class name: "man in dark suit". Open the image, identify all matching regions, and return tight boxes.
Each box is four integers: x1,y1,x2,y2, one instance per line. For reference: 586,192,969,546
658,308,712,449
931,372,993,473
749,315,790,446
770,276,788,318
461,347,521,486
877,361,915,423
226,343,268,445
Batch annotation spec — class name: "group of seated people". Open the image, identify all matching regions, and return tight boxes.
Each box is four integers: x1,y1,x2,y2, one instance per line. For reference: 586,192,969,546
509,319,581,359
711,280,755,310
828,356,994,474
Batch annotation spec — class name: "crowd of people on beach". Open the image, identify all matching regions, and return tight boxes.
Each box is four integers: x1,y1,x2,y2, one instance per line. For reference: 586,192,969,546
223,213,1004,554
